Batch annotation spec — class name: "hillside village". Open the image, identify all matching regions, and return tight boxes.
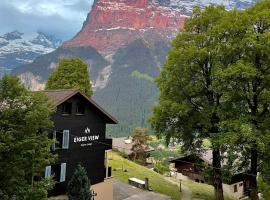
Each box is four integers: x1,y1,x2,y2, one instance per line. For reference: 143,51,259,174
1,0,270,200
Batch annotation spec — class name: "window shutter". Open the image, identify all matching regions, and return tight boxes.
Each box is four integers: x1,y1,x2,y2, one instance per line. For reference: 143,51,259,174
45,166,51,178
60,163,66,182
62,130,70,149
52,131,56,151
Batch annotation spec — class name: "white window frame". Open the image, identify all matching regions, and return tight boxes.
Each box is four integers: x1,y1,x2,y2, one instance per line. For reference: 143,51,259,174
62,130,70,149
45,166,51,178
60,163,67,182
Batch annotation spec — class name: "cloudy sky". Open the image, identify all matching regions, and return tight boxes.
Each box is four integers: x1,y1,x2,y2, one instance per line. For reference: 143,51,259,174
0,0,94,41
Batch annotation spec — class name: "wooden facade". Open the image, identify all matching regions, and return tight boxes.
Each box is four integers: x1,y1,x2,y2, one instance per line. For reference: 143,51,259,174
43,89,117,196
171,155,206,183
170,154,251,198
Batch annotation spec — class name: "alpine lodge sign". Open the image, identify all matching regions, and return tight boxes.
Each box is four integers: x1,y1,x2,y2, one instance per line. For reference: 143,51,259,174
73,127,100,146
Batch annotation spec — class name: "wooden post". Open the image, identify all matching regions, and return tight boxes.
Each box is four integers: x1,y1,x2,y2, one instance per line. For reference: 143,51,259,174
145,177,149,190
179,179,182,192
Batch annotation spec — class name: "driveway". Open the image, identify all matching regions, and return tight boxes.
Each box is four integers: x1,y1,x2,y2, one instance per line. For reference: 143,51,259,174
113,179,171,200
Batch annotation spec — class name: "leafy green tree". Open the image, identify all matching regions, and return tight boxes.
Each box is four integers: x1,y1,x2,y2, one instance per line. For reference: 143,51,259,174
46,58,93,96
67,164,92,200
217,1,270,199
131,128,151,164
0,75,55,199
149,6,236,200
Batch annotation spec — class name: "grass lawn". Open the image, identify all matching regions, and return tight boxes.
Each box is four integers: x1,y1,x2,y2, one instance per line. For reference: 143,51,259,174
108,151,181,200
169,178,235,200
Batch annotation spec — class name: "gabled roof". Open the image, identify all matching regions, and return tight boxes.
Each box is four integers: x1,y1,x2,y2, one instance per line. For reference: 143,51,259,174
169,150,212,165
43,89,118,124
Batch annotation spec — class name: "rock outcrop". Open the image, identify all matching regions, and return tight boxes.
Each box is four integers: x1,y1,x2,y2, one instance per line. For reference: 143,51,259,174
63,0,186,54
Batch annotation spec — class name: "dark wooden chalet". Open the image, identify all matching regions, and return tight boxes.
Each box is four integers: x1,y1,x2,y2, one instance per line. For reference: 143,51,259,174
43,89,117,197
170,150,251,199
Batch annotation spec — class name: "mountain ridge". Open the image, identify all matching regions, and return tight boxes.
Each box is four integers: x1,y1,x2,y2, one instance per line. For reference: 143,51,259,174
63,0,186,54
0,31,61,77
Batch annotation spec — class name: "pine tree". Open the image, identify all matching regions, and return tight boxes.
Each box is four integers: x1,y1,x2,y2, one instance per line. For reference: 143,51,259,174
67,164,92,200
45,58,93,96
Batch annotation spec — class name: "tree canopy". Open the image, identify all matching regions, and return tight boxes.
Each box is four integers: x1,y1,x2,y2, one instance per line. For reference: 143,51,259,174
45,58,93,96
150,6,231,200
217,1,270,199
150,1,270,199
131,127,151,164
0,75,55,199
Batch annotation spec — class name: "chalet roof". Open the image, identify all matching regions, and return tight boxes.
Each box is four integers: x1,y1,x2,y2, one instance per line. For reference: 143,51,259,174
113,137,154,156
43,89,118,124
170,149,243,171
169,150,213,165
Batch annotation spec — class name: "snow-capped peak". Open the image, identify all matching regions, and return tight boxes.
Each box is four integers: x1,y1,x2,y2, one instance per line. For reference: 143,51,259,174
0,31,61,57
0,31,62,74
155,0,258,14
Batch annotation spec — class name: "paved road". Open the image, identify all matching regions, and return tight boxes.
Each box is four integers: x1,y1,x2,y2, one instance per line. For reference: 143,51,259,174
113,179,171,200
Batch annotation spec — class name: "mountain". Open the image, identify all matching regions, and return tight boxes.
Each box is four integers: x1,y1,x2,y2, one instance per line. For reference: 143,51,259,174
0,31,61,77
63,0,186,54
13,0,258,136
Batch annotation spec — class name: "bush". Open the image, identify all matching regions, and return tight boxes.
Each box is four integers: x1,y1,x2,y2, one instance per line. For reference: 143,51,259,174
154,162,170,175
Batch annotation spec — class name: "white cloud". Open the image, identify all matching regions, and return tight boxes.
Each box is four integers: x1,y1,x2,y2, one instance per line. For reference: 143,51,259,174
0,0,94,40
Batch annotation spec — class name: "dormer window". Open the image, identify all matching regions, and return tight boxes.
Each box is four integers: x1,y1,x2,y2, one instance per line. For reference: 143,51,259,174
76,103,85,115
62,102,72,115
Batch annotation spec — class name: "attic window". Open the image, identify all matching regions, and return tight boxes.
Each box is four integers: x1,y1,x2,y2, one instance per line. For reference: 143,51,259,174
76,103,85,115
62,102,72,115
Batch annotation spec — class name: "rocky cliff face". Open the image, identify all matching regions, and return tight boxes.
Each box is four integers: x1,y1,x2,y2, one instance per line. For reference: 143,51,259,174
63,0,186,54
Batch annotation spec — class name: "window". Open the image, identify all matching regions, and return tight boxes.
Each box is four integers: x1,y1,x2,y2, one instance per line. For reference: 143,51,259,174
52,130,69,150
61,102,72,115
76,103,85,115
45,163,66,182
234,184,238,193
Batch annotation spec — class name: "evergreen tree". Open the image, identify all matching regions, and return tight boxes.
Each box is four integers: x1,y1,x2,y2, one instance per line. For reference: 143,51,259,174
67,164,92,200
45,58,93,96
0,75,55,199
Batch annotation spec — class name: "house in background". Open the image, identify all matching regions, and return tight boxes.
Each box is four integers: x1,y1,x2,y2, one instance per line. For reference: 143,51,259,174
170,150,250,199
43,89,117,200
112,137,154,159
